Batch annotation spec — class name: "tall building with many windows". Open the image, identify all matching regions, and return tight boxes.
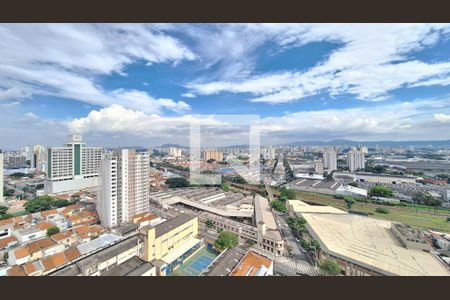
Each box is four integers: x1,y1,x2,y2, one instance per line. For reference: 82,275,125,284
98,149,150,227
323,149,337,172
347,148,365,172
204,149,224,162
44,135,103,194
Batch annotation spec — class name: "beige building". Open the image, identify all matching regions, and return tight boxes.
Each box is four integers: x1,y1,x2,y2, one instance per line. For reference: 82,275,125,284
140,214,200,275
98,149,150,227
291,200,450,276
204,149,224,162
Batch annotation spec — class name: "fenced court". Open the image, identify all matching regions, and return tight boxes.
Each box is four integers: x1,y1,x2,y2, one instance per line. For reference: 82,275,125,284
168,246,218,276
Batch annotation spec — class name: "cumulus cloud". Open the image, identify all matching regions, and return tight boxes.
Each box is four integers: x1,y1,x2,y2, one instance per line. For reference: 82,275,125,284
65,99,450,146
434,113,450,122
0,24,195,113
185,24,450,103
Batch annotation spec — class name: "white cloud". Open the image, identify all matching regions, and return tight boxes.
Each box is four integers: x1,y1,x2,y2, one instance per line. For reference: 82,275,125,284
185,24,450,103
23,112,39,121
0,24,195,113
0,87,31,101
434,113,450,122
65,99,450,146
181,92,196,98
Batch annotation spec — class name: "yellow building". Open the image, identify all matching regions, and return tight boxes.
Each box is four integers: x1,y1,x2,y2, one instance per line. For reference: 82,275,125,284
204,150,224,162
139,214,200,271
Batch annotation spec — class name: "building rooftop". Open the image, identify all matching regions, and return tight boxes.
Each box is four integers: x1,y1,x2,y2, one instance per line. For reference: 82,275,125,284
303,213,450,276
254,196,282,242
113,223,139,236
230,251,273,276
100,256,154,276
145,214,197,238
202,248,245,276
77,234,122,255
288,200,348,215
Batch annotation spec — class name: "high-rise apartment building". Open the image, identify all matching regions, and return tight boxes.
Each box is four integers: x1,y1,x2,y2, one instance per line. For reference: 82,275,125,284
0,150,3,203
314,160,324,175
99,149,150,227
204,149,224,162
33,145,47,172
44,135,103,194
3,151,27,169
347,147,365,172
168,147,182,157
323,149,337,172
262,146,276,160
360,146,369,154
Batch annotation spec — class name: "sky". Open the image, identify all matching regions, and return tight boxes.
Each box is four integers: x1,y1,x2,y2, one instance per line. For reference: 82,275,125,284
2,24,450,148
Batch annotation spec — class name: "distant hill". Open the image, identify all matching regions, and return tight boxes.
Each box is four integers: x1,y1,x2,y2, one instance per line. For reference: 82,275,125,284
157,144,188,149
287,139,450,147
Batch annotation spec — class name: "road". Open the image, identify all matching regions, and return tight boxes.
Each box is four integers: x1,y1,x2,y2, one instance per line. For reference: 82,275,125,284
263,179,319,275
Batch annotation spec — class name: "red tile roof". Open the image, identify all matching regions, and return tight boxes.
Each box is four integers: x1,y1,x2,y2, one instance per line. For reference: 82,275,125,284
0,236,17,249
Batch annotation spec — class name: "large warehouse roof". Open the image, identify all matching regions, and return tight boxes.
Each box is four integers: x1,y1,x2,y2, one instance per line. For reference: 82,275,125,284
302,213,449,276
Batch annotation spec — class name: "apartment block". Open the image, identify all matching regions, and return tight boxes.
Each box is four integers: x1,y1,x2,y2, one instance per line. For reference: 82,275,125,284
44,135,103,194
98,149,150,228
347,147,365,172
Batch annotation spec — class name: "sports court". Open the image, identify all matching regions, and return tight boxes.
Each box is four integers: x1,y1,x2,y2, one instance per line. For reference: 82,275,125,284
168,246,218,276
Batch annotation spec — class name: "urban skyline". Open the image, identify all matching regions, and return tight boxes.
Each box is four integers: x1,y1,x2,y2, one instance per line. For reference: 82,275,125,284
1,23,450,277
2,24,450,148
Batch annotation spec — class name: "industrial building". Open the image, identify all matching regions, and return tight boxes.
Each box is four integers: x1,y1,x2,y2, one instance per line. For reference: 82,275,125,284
287,200,449,276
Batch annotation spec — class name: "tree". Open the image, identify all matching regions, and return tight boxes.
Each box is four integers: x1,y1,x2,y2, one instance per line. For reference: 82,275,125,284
24,195,70,213
3,187,15,197
280,186,296,200
271,200,287,213
71,194,81,202
375,207,389,214
278,195,288,203
165,177,190,188
370,185,394,197
0,205,8,215
229,175,247,184
214,231,238,251
246,239,255,247
344,197,356,210
287,216,307,238
206,220,214,229
251,191,256,200
349,182,358,187
319,259,342,276
412,191,441,206
0,213,14,220
47,226,60,237
221,182,230,191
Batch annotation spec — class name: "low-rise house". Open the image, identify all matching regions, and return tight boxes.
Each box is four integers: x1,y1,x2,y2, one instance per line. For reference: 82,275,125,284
229,251,273,276
6,265,27,276
0,236,18,256
7,246,82,276
51,231,78,247
35,222,55,232
8,247,30,265
0,222,13,239
132,213,161,228
7,237,64,265
13,227,47,244
74,225,105,242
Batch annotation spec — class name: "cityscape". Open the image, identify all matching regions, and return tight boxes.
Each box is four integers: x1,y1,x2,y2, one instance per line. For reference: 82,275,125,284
1,24,450,277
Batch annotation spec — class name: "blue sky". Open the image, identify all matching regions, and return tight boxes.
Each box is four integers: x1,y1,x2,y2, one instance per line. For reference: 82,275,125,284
1,24,450,148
